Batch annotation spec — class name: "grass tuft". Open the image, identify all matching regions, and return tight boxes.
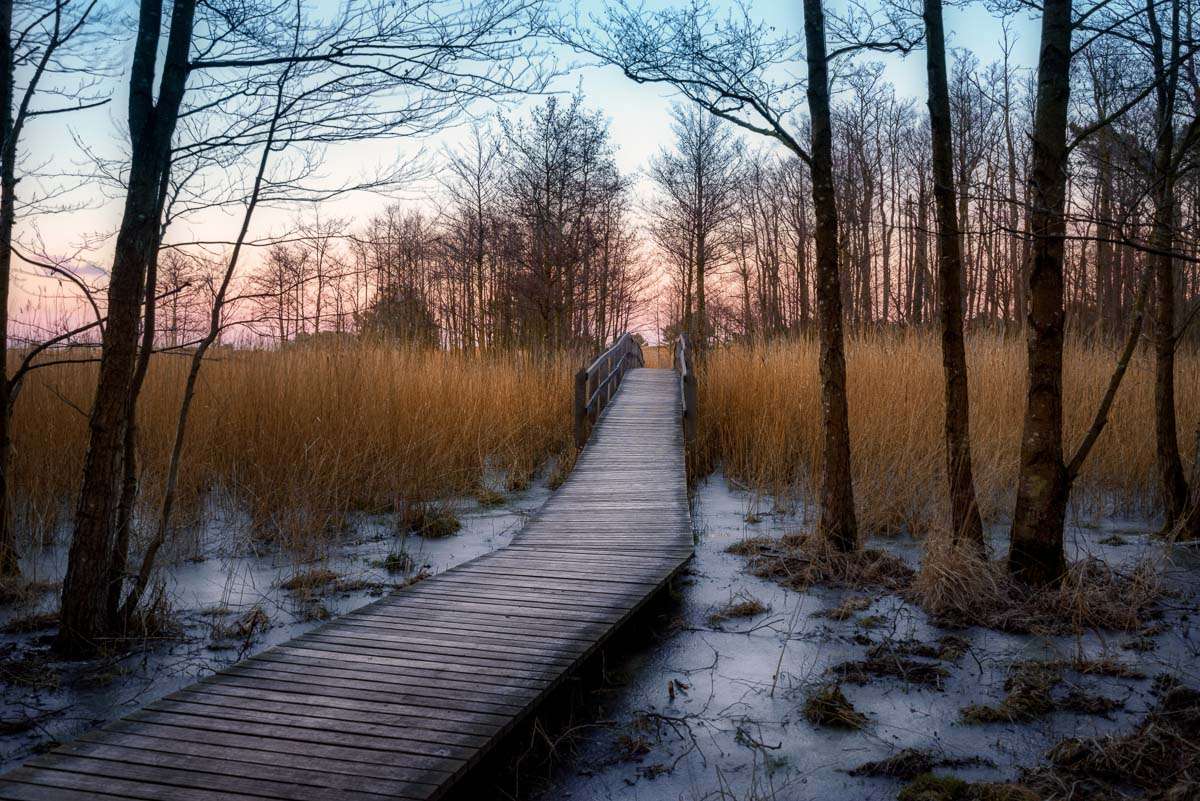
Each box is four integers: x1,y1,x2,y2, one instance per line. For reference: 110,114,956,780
1022,683,1200,800
706,593,770,626
897,774,1038,801
803,684,869,729
401,502,461,539
910,537,1164,633
961,662,1062,724
732,532,914,592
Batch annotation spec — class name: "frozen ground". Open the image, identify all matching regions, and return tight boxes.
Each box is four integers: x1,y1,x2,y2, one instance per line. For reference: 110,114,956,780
0,482,550,773
3,471,1195,799
538,473,1200,801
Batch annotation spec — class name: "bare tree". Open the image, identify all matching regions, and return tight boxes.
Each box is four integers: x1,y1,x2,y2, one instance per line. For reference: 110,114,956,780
647,103,740,349
0,0,109,577
922,0,986,550
58,0,553,652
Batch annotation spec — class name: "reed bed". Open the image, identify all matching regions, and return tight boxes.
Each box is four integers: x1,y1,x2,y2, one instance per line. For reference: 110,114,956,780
698,331,1199,534
13,344,572,554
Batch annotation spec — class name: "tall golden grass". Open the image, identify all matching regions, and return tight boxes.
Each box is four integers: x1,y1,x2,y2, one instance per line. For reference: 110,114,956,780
13,344,572,553
15,333,1195,558
698,331,1199,534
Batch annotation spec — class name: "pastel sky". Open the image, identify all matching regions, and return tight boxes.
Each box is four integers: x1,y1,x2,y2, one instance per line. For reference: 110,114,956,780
13,0,1041,321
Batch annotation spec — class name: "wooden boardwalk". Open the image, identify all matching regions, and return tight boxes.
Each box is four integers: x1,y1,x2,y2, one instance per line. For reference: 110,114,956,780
0,367,692,801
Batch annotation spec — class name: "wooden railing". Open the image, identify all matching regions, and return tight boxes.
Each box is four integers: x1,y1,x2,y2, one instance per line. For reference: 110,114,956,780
673,333,697,448
573,332,645,448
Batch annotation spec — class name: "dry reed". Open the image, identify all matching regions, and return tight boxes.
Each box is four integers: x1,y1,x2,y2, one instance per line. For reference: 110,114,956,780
909,537,1164,633
698,331,1199,534
13,343,572,555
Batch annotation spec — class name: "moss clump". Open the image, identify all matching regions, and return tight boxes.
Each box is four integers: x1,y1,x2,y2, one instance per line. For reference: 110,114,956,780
803,684,868,729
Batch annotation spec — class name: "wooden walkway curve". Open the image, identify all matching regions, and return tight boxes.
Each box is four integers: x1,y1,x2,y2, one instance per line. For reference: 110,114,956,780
0,366,692,801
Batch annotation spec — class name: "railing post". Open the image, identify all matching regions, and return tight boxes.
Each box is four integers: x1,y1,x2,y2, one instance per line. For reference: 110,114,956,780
605,354,614,407
573,367,588,449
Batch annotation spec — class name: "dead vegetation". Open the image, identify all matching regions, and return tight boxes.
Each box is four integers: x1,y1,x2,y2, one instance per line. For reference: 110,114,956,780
896,774,1038,801
1020,680,1200,800
899,681,1200,801
960,661,1124,724
706,593,769,626
210,605,270,643
961,662,1064,724
0,648,59,691
0,579,57,607
850,749,991,780
727,532,914,592
400,501,462,538
814,594,874,620
1,611,58,634
277,567,385,600
823,635,967,693
909,539,1164,633
12,345,572,557
803,684,869,729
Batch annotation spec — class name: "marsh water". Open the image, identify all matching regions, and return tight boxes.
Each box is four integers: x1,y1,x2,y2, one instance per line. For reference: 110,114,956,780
537,474,1200,800
2,471,1196,799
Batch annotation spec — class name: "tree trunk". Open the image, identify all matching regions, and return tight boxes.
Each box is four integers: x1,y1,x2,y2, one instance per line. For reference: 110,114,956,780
1145,0,1191,535
1152,178,1188,529
924,0,986,551
1183,427,1200,539
804,0,858,552
1008,0,1072,585
58,0,197,654
913,186,929,325
0,0,16,577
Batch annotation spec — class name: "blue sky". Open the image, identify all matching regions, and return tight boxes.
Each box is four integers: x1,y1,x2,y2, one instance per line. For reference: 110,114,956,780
14,0,1043,309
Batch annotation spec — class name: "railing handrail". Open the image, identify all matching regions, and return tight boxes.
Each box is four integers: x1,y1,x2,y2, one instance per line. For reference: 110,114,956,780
584,332,637,380
573,332,645,448
673,333,697,449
